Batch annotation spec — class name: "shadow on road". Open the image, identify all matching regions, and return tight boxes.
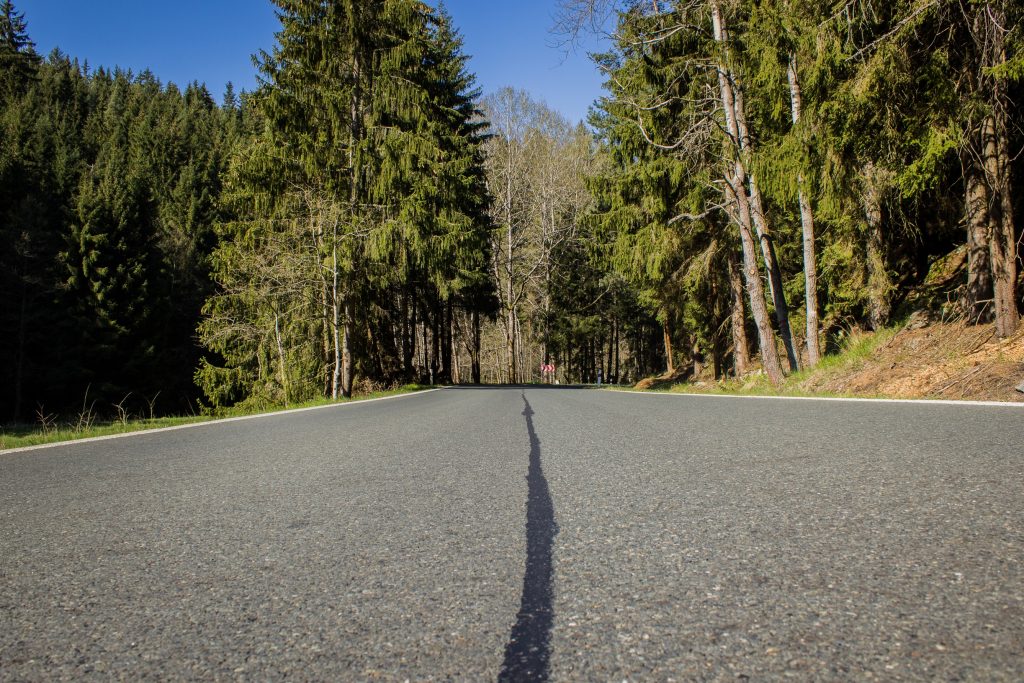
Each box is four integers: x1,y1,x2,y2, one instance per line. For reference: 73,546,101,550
498,392,558,682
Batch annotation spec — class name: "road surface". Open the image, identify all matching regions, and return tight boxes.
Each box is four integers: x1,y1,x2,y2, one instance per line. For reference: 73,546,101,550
1,387,1022,680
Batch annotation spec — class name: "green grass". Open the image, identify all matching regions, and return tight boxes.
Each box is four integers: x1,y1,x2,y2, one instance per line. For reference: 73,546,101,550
0,384,432,452
612,325,901,401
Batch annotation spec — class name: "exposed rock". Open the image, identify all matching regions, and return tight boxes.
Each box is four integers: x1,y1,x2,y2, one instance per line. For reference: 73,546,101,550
904,309,935,331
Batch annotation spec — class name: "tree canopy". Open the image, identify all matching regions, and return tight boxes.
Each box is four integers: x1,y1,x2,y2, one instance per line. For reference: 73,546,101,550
0,0,1020,422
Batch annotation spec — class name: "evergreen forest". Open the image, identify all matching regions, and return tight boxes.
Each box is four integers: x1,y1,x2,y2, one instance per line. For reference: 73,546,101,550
1,0,1021,424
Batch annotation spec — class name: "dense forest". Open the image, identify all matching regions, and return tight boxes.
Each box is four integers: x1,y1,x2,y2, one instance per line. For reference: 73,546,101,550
574,0,1023,385
1,0,1021,423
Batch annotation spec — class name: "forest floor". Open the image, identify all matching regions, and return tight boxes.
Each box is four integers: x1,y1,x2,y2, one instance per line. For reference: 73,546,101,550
0,384,432,452
631,316,1024,403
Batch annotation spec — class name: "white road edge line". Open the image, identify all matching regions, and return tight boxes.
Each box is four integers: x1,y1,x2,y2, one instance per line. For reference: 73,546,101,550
2,388,442,455
607,388,1024,408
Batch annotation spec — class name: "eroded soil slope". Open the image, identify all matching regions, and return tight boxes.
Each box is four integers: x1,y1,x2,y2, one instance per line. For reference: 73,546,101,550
801,319,1024,402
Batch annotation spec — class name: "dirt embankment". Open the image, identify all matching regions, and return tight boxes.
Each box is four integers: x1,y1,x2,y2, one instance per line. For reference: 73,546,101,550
636,243,1023,402
800,318,1024,402
634,316,1024,403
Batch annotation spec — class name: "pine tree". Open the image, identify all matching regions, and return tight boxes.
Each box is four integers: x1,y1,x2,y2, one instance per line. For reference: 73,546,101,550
573,0,1022,387
818,0,1020,336
589,3,787,383
65,123,162,401
0,49,92,419
384,6,495,384
222,81,238,111
744,0,826,366
0,43,242,420
200,0,497,404
0,0,38,99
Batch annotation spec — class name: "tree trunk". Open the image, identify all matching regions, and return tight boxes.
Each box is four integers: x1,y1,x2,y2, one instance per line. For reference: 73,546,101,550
504,165,518,384
614,320,620,383
365,318,383,380
787,53,820,367
993,162,1018,337
516,321,526,383
606,325,614,380
748,176,800,372
472,309,482,384
722,20,798,373
977,2,1019,338
319,272,331,398
274,311,289,405
862,163,891,331
692,336,703,378
964,158,994,322
731,182,785,385
711,1,785,385
712,331,723,380
798,181,820,365
421,316,429,380
342,47,361,400
330,241,342,399
727,250,750,376
430,304,440,384
402,290,414,379
452,337,461,385
506,310,517,384
984,113,1019,338
662,318,674,374
451,309,461,385
441,299,453,384
341,298,354,399
632,336,639,382
543,260,552,367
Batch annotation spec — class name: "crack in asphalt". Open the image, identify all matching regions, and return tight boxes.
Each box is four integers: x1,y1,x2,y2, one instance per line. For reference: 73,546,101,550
498,393,558,682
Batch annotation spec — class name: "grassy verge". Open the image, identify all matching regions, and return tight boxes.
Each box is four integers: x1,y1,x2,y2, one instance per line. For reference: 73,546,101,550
614,326,900,400
0,384,432,452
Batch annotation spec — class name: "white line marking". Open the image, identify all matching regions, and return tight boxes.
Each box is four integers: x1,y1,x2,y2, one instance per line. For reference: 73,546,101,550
2,389,441,455
607,388,1024,408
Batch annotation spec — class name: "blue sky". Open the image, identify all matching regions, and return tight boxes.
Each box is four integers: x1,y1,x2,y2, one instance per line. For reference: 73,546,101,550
16,0,610,124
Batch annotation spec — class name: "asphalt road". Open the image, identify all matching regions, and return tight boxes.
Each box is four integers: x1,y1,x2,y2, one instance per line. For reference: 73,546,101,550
1,387,1022,681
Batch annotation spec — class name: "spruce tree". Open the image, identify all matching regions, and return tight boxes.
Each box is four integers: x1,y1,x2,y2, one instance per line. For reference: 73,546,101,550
0,0,38,99
589,4,784,381
200,0,496,404
386,6,495,384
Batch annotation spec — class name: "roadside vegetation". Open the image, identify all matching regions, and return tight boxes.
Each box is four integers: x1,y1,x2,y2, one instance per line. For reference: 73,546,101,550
0,384,430,451
629,327,899,398
621,317,1024,403
1,0,1021,421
